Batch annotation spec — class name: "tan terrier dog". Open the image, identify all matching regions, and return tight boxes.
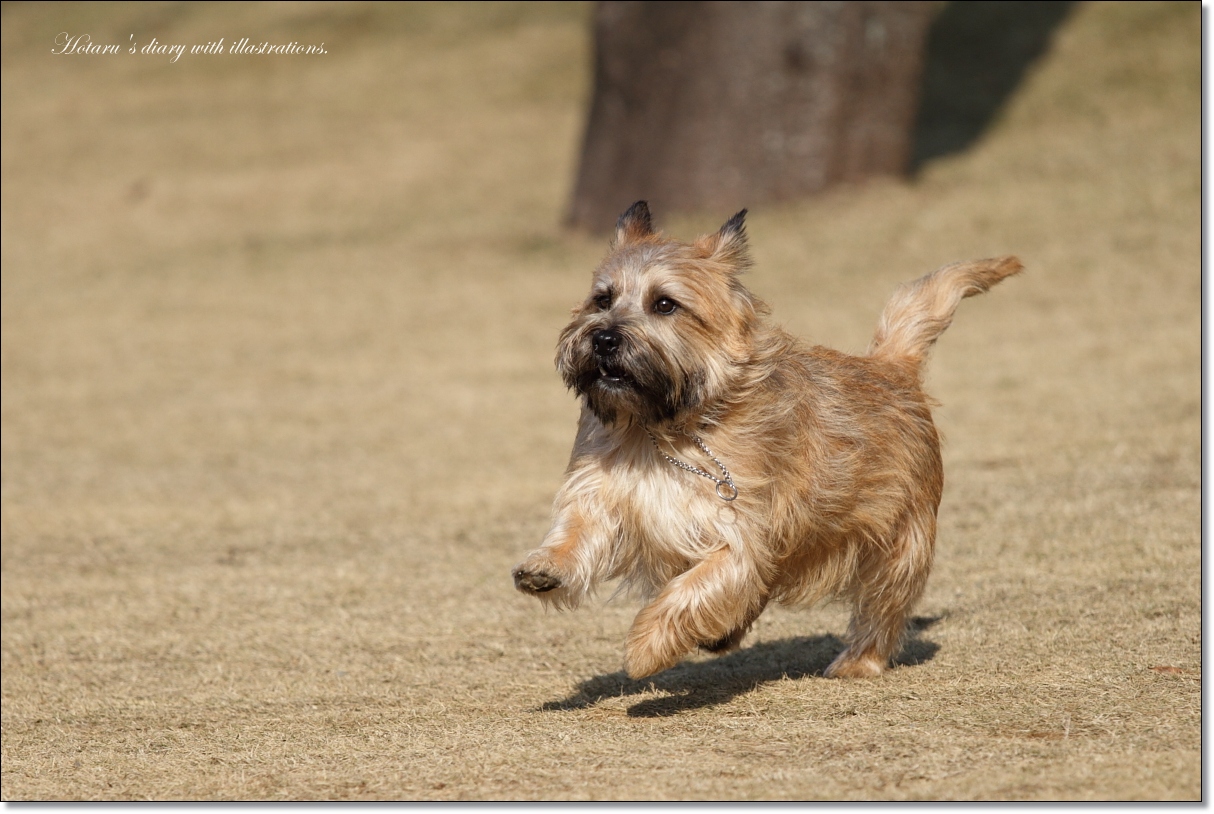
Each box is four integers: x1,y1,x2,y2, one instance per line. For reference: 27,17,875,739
513,201,1020,679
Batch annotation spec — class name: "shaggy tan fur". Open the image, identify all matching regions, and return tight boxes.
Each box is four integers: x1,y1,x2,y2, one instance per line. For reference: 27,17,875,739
513,202,1021,679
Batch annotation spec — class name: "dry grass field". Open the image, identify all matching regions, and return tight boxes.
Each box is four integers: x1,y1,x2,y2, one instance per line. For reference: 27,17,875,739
0,1,1200,801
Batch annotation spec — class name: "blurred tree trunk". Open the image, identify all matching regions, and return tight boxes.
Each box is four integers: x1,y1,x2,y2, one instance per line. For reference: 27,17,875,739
567,1,936,231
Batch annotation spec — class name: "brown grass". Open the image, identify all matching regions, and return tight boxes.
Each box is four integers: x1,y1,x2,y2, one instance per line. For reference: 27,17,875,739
1,1,1199,801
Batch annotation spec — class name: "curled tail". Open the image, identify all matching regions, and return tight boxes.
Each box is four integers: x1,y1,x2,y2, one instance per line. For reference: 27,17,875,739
868,256,1023,365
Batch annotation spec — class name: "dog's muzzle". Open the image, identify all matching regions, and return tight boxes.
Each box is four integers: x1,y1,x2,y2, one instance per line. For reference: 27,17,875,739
592,328,630,384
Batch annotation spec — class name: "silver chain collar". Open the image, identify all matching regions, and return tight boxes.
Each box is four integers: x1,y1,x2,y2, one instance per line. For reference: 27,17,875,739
646,430,738,502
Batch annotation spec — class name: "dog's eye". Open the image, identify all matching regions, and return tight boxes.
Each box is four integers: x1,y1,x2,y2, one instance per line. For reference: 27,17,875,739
593,292,612,311
653,297,678,315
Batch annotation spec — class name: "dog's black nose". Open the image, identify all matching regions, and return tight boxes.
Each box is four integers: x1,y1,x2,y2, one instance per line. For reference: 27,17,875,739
593,329,621,357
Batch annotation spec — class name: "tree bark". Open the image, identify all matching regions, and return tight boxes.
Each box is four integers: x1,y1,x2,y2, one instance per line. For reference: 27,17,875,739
567,1,937,231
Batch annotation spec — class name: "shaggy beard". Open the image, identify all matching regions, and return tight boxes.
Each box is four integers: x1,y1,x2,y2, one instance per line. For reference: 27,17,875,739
557,329,706,427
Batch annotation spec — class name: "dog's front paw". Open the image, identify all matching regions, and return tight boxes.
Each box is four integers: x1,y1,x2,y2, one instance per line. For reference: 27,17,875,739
624,616,685,678
624,637,681,679
699,626,747,654
512,566,562,595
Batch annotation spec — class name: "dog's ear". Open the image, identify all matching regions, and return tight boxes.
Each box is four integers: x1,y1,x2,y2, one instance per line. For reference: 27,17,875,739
616,200,654,245
699,208,751,270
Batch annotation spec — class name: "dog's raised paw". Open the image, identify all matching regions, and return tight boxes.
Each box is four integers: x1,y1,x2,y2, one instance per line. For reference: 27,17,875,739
513,568,561,594
699,631,743,654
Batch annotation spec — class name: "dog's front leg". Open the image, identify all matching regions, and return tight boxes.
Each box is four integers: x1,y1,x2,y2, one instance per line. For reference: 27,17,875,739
624,546,766,678
512,499,615,610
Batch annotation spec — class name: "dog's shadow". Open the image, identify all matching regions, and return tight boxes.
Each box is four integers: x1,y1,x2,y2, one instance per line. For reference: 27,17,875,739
541,616,942,718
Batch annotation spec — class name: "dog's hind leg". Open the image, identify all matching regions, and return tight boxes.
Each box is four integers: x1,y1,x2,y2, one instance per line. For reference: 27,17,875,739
825,510,936,678
624,546,767,678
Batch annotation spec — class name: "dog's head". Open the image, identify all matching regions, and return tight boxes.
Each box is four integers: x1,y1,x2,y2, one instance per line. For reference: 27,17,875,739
556,201,765,427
